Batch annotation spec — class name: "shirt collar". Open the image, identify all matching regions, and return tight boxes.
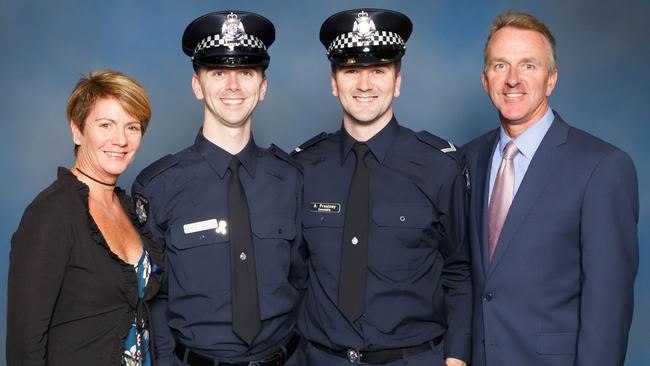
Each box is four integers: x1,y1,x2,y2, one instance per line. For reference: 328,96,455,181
498,107,554,159
235,136,258,177
339,116,400,165
195,129,258,178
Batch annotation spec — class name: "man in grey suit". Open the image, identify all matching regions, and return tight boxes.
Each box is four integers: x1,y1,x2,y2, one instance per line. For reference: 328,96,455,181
463,11,639,366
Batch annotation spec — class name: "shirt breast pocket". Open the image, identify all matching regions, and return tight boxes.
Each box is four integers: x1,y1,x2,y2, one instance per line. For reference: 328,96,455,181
251,216,296,285
372,202,432,228
302,207,345,274
169,225,231,291
370,202,434,271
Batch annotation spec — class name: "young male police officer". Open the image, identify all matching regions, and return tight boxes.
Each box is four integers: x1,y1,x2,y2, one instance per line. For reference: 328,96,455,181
132,11,305,366
293,9,472,366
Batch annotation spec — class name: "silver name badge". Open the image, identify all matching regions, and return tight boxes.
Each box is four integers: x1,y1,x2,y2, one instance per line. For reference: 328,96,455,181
183,219,228,235
309,202,341,213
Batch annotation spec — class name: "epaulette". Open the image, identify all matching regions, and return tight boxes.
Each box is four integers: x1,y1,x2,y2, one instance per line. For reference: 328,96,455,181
135,154,178,187
291,132,328,156
415,131,462,162
269,144,303,174
416,131,470,192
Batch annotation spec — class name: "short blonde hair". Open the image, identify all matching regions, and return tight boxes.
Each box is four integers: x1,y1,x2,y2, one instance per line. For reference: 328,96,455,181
484,12,557,70
66,70,151,154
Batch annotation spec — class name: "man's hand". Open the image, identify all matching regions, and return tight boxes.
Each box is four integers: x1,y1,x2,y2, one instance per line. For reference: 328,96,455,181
445,357,467,366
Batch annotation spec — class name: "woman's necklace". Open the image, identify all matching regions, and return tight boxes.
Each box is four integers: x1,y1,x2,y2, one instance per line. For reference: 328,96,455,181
74,167,116,191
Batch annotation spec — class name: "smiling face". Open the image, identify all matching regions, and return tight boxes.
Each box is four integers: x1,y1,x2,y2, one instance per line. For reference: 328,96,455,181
331,63,401,129
71,97,143,182
483,26,558,136
192,67,267,129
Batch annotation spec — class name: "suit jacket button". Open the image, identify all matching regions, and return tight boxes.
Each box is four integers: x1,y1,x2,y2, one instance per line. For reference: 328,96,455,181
484,292,493,302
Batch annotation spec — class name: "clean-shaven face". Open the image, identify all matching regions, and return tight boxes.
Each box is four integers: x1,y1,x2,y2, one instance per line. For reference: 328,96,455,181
483,27,558,133
192,67,267,128
332,63,401,127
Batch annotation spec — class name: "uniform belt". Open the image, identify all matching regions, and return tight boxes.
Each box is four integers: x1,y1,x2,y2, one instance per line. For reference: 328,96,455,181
310,336,441,365
174,332,300,366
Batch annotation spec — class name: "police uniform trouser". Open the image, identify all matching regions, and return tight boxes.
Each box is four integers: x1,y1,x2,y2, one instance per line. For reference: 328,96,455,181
303,340,445,366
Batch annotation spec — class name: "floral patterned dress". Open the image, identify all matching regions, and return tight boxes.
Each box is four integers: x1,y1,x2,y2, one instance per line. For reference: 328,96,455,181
123,251,152,366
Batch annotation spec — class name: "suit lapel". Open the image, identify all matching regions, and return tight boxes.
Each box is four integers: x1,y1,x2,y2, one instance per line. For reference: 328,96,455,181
487,115,570,277
475,132,499,277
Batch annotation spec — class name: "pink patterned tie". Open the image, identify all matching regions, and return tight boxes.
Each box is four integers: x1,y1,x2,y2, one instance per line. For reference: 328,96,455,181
487,141,519,263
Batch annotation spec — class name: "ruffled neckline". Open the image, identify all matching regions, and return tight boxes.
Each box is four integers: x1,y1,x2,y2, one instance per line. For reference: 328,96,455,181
57,167,163,290
57,166,163,365
58,167,141,290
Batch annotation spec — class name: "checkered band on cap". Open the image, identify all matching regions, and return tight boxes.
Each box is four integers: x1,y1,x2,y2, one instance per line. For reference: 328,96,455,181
327,30,405,53
193,33,267,59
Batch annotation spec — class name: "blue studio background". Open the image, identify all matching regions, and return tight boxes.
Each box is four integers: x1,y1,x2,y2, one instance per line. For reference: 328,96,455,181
1,1,648,364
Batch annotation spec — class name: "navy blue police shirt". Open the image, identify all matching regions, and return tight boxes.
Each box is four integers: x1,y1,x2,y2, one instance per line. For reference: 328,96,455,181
132,132,306,363
293,117,472,360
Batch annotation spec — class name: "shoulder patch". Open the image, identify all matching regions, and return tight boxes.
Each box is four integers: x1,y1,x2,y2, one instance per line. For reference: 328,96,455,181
415,131,461,161
463,165,471,193
135,154,178,187
133,193,149,225
291,132,329,155
269,144,303,174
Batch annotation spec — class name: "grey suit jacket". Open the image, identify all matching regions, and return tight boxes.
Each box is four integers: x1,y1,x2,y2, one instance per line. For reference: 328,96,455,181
463,113,638,366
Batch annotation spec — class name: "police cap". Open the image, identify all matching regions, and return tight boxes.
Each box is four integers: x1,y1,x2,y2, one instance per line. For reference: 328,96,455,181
182,11,275,69
320,9,412,66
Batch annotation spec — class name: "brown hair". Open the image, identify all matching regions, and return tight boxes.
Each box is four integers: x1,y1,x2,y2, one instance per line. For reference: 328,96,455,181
66,70,151,154
484,12,557,70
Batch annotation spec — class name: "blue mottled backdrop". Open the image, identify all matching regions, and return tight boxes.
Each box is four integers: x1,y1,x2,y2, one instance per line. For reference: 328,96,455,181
1,1,648,364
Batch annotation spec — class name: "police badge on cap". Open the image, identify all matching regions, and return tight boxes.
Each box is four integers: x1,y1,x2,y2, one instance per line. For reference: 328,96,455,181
182,10,275,69
320,8,412,66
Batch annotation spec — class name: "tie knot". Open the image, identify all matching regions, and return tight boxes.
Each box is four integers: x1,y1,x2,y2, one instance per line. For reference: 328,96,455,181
352,143,369,158
503,142,519,160
229,157,242,172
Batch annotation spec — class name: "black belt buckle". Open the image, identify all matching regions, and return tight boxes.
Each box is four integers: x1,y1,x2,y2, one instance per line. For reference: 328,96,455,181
311,336,441,365
346,348,362,364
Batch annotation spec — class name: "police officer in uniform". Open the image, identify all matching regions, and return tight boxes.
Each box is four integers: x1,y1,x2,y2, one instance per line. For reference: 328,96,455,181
293,9,472,366
132,11,305,366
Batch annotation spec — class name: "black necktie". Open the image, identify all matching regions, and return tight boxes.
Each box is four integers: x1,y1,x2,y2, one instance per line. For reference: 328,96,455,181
228,157,261,344
338,143,370,323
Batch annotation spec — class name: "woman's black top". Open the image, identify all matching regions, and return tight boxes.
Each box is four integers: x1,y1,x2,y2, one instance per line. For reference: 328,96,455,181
7,167,164,365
